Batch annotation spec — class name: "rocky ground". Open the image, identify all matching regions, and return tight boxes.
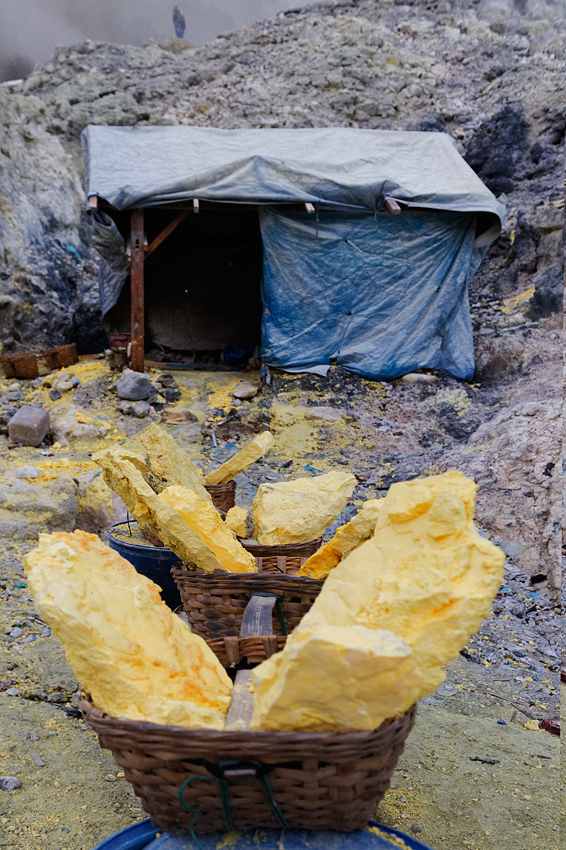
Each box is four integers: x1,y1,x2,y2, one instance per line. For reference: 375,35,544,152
0,0,563,847
0,364,562,850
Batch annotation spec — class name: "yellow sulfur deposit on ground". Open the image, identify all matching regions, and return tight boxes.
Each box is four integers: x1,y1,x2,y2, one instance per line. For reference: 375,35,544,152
204,432,275,486
138,423,211,501
297,498,383,579
94,450,224,573
159,486,257,573
251,471,504,731
224,506,253,539
23,531,232,728
252,471,357,545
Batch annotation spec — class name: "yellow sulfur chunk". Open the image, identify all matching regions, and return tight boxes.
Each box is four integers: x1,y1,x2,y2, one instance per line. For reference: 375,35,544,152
159,486,257,573
252,471,357,546
297,499,383,579
224,506,253,539
138,423,211,501
95,451,224,573
250,623,417,731
94,447,161,539
23,531,232,728
251,471,504,731
204,432,275,486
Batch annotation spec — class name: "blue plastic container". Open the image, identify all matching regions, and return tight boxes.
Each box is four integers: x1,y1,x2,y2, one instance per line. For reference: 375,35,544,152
92,820,435,850
105,522,182,610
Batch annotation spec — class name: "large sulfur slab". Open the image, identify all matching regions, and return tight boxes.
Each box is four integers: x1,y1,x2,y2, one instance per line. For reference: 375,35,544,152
250,623,417,731
23,531,232,728
297,499,383,579
159,486,257,573
252,471,357,545
251,471,505,731
94,450,224,573
204,432,275,486
138,423,211,501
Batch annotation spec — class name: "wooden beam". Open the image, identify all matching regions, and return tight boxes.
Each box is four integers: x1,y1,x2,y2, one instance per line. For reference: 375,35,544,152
130,208,145,372
145,210,189,259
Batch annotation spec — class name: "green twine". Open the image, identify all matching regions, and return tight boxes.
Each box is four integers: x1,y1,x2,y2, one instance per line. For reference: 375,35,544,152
178,759,290,844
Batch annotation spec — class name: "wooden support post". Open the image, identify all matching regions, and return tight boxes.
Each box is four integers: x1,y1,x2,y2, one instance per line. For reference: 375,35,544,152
130,208,145,372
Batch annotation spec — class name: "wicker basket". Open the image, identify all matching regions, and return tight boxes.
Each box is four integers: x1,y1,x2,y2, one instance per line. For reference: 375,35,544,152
0,352,39,379
171,568,323,642
205,480,237,516
240,537,322,575
43,343,78,371
79,695,416,836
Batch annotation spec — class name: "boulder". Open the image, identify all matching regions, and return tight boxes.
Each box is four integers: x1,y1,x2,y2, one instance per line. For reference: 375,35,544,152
116,369,155,401
8,406,50,447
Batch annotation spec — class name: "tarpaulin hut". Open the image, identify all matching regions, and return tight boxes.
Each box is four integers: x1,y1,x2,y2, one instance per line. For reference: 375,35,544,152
82,125,505,378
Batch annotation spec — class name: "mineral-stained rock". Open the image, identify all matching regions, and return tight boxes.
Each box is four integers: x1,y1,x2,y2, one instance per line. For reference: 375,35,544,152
138,423,211,501
23,530,232,728
0,475,78,539
252,471,357,546
297,499,382,579
159,486,257,573
251,471,504,731
205,431,275,486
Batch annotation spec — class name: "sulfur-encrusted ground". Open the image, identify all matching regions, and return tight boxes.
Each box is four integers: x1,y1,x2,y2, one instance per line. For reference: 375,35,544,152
0,360,561,850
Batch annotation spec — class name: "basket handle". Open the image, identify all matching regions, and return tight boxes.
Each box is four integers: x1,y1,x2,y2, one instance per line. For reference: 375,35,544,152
243,592,287,637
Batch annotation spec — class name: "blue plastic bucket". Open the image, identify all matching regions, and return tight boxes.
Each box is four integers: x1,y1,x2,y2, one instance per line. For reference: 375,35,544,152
92,820,435,850
105,522,182,610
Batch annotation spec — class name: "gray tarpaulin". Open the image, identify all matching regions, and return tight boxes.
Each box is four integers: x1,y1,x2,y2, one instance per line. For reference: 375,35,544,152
82,125,505,379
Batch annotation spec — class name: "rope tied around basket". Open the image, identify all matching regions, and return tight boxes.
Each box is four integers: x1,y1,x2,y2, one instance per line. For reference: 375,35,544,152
178,759,290,846
244,591,288,636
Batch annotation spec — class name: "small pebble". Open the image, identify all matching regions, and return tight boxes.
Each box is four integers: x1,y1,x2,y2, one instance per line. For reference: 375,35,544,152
48,389,62,401
4,688,20,697
232,381,258,399
497,720,507,725
412,823,424,833
9,627,23,638
104,774,117,782
0,777,21,792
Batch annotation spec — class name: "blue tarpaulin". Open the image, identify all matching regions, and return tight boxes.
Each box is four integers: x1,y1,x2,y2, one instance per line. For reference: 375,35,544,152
260,208,482,380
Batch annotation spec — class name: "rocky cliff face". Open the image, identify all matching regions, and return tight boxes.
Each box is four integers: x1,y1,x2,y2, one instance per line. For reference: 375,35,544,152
0,87,106,354
1,0,563,354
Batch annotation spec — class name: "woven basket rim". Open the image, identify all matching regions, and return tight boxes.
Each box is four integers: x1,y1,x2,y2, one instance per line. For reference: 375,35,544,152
79,695,416,744
171,565,324,587
205,480,237,492
240,537,322,553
